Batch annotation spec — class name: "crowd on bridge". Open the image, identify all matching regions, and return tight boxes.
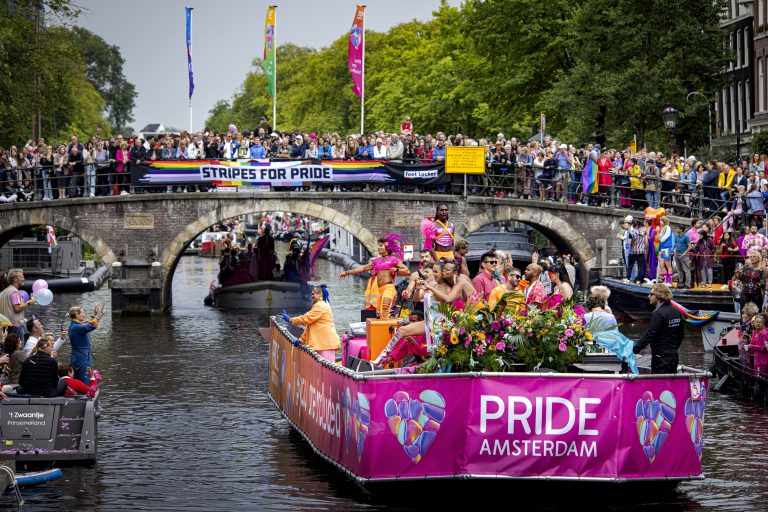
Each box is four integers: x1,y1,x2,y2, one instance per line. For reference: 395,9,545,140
3,120,768,222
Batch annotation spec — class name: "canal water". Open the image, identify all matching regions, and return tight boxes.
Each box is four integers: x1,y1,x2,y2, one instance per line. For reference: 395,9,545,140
9,251,768,511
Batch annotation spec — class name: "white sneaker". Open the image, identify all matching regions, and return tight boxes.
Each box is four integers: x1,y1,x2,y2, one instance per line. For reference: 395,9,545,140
120,191,128,196
89,194,95,198
378,188,385,192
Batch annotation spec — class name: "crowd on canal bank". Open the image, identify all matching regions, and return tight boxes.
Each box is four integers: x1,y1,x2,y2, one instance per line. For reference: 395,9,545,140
1,126,767,220
0,268,103,398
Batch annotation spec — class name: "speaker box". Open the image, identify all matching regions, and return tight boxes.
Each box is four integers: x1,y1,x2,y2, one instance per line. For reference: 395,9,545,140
366,318,399,363
344,356,375,372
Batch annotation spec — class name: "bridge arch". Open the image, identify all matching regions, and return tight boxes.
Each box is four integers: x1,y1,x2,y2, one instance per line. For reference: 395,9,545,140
458,204,597,285
160,198,379,308
0,209,119,266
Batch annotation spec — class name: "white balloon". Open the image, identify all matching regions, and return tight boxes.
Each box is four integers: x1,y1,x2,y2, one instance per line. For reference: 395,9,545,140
35,288,54,306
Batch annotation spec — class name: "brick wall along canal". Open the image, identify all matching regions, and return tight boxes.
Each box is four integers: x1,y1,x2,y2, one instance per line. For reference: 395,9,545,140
14,251,768,511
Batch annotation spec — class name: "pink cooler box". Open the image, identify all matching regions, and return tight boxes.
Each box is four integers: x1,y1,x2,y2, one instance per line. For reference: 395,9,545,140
343,337,368,363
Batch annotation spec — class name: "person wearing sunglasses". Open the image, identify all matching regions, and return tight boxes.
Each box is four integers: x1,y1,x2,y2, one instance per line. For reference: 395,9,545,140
632,283,684,374
472,251,502,302
488,266,524,311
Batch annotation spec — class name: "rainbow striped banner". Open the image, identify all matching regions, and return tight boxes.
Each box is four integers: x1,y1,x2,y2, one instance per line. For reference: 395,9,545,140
132,159,447,187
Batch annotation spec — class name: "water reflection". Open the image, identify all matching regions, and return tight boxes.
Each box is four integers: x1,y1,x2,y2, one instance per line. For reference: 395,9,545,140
2,253,766,510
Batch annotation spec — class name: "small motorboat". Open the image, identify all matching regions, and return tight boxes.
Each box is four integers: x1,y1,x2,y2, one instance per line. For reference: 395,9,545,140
211,281,311,311
12,468,62,489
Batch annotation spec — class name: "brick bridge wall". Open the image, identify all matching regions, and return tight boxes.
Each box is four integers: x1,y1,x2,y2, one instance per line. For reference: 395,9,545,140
0,192,639,312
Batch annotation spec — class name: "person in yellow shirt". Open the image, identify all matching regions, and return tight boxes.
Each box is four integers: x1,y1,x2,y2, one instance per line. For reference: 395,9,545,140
283,285,340,363
488,266,525,312
718,165,735,211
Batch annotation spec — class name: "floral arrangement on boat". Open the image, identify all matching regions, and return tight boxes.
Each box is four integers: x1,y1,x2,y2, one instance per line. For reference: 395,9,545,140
418,292,599,374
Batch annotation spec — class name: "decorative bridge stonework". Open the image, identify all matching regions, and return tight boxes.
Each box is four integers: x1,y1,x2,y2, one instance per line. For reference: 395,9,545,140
0,192,634,313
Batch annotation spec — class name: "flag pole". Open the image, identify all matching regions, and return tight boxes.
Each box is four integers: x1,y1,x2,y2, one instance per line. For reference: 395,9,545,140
273,5,277,131
360,5,365,134
189,9,193,132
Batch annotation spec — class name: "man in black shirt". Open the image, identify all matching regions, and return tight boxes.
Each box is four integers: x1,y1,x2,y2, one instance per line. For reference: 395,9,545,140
633,283,684,373
19,338,66,396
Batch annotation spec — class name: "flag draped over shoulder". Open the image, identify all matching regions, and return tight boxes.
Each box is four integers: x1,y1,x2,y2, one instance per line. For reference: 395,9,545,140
185,7,194,100
348,6,365,97
46,225,57,254
264,6,276,97
581,151,599,195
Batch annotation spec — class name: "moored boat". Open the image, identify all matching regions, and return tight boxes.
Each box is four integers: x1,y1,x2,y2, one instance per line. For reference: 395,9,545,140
713,333,768,404
211,281,311,310
269,318,708,486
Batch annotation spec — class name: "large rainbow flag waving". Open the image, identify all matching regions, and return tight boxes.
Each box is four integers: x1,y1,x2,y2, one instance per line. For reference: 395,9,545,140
581,150,599,195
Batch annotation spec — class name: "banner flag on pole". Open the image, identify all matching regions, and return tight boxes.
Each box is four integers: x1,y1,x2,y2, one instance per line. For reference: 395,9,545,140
348,5,365,97
46,225,57,254
264,6,276,97
185,7,194,100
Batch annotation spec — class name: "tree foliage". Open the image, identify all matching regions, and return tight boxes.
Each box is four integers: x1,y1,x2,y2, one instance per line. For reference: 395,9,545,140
0,1,130,145
205,0,729,150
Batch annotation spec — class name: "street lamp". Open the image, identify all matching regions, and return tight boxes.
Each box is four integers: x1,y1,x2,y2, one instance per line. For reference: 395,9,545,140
686,91,712,151
661,104,679,155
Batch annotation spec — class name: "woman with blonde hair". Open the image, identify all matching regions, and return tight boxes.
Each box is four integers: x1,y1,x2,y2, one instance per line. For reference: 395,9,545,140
67,303,105,385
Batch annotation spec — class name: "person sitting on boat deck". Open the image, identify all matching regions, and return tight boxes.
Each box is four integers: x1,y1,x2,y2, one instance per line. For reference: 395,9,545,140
454,239,470,277
632,283,684,374
256,224,277,280
747,313,768,375
588,285,613,314
22,317,43,356
218,249,236,284
68,304,104,385
339,233,410,320
582,295,618,332
282,285,340,363
488,266,524,312
402,250,435,307
0,332,22,390
738,302,760,367
547,263,574,301
522,263,547,308
373,310,429,367
18,338,66,397
472,250,502,302
421,204,455,260
58,363,97,397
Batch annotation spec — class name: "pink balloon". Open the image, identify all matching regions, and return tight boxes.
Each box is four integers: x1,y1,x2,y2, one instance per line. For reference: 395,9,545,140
32,279,48,294
228,124,237,133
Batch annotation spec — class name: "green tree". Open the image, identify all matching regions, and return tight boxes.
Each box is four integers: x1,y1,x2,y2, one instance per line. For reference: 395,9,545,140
54,26,137,128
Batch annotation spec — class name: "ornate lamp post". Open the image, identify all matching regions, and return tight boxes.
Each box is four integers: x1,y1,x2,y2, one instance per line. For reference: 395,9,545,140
661,104,680,155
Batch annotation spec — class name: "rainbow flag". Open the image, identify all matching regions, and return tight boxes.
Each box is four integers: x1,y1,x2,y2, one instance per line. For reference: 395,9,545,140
581,154,599,194
185,7,194,100
308,235,331,279
264,6,276,97
670,300,720,326
348,6,365,97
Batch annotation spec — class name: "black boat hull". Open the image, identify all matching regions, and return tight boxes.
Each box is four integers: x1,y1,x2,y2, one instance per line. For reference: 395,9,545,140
713,344,768,404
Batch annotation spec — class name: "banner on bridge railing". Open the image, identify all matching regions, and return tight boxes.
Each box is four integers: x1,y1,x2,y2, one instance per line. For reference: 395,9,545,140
131,159,452,187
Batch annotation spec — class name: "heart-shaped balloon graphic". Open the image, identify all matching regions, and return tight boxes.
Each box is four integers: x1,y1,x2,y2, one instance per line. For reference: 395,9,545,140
635,390,676,463
384,390,445,464
342,388,370,462
684,378,707,460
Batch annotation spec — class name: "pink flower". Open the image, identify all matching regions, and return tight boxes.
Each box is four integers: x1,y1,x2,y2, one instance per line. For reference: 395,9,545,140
475,345,485,356
564,328,574,337
453,299,465,311
491,321,501,331
520,310,528,316
464,335,472,348
495,341,505,351
574,304,586,317
558,342,567,352
459,327,466,335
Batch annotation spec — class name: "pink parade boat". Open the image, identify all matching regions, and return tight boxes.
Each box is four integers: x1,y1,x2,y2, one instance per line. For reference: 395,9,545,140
268,319,708,486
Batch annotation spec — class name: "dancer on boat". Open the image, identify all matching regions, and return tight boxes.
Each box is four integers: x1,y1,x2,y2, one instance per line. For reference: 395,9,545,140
657,216,675,285
421,204,455,260
282,285,340,363
338,233,409,320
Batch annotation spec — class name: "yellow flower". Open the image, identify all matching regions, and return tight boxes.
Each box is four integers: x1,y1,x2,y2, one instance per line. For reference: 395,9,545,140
585,331,593,341
436,344,448,356
489,345,496,351
450,333,459,345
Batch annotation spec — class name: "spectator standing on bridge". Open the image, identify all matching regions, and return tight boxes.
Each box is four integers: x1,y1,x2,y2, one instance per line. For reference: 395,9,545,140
432,136,446,161
386,134,404,161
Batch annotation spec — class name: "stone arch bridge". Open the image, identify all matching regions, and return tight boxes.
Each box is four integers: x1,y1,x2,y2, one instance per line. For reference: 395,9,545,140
0,192,630,313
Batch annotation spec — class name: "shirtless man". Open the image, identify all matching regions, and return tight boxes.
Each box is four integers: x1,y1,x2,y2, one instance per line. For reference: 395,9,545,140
402,250,435,301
